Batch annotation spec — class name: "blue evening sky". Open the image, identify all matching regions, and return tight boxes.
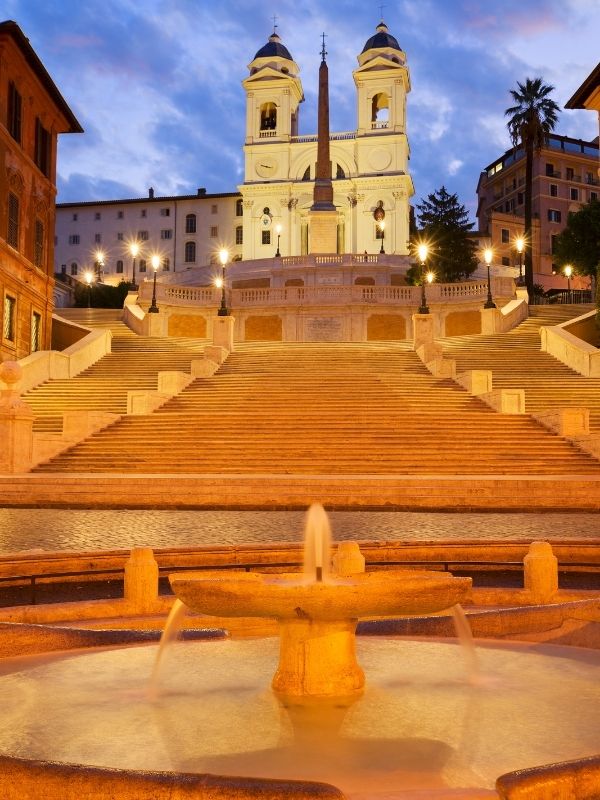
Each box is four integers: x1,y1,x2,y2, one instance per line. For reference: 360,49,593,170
6,0,599,221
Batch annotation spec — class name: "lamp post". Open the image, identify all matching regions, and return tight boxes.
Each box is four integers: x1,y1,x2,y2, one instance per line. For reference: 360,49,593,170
95,250,105,283
275,223,282,258
515,236,524,285
84,270,94,308
148,255,160,313
483,248,496,309
217,248,229,316
130,242,140,290
379,220,385,254
417,243,429,314
564,264,573,303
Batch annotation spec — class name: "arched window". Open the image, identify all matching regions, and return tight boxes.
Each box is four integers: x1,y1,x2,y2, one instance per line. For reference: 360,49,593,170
162,257,170,271
371,92,390,128
336,164,346,179
260,102,277,131
235,225,243,245
184,241,196,263
302,166,310,181
185,213,196,234
236,199,243,216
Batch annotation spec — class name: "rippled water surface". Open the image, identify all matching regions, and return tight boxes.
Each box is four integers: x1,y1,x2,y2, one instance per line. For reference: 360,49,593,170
0,508,598,554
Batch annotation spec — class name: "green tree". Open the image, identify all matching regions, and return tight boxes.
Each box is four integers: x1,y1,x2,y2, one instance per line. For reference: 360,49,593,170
553,199,600,320
410,186,478,283
505,77,560,302
74,280,133,308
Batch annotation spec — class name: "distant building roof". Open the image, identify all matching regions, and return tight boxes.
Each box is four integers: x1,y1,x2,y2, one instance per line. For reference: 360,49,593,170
56,190,241,208
565,62,600,109
254,32,293,61
0,19,82,133
361,21,402,54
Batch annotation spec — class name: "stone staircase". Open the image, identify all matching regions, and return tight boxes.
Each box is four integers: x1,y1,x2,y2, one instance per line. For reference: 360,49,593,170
25,309,208,433
439,305,600,435
33,335,600,476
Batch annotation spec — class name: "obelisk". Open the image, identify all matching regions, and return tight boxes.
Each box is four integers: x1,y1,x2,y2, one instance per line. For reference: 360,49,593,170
309,34,338,253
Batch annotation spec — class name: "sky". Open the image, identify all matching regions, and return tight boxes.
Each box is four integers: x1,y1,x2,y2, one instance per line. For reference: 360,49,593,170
6,0,600,222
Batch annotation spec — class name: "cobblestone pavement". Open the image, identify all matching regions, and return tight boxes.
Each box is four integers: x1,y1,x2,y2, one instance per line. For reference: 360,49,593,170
0,508,598,554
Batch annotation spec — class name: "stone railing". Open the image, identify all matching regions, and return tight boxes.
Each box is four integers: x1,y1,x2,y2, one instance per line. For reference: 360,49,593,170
137,277,514,310
291,131,356,143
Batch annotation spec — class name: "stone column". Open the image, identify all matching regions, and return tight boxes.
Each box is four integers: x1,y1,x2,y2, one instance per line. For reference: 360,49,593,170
212,315,235,352
0,362,34,474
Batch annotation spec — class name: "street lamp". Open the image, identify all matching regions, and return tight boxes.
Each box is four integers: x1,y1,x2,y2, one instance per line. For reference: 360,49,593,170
417,243,430,314
515,236,524,285
217,248,229,316
95,250,105,283
129,242,140,290
564,264,573,303
379,220,385,254
84,270,94,308
148,255,160,313
275,223,282,258
483,247,496,309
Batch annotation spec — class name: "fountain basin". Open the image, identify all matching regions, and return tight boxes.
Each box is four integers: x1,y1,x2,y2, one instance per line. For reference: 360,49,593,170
170,568,472,697
169,569,472,620
0,637,598,797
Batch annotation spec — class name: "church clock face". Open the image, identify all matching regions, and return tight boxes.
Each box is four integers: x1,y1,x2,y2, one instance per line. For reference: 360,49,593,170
255,156,278,178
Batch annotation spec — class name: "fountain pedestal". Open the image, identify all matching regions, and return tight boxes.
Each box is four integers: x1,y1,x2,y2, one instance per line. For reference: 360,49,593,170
274,618,364,697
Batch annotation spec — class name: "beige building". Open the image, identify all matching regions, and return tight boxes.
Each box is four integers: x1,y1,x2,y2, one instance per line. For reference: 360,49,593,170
0,20,81,360
476,133,599,287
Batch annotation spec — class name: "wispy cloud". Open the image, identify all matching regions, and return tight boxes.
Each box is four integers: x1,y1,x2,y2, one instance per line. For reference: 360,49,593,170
8,0,598,221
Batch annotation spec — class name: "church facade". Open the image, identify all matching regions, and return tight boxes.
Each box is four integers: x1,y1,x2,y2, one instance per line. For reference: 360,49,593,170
239,23,414,260
54,21,414,285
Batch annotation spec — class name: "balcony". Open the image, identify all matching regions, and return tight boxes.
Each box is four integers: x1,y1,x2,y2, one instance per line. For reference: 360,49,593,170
371,121,389,130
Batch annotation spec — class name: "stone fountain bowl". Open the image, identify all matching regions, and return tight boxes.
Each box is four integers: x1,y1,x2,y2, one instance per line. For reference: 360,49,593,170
169,569,472,621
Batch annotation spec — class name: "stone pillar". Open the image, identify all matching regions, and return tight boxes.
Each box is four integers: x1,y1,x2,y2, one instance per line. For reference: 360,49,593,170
212,315,235,352
0,362,34,474
124,547,159,612
412,313,435,351
523,541,558,603
144,312,167,337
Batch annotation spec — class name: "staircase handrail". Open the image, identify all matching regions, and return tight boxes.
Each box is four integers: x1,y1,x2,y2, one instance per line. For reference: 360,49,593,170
540,310,600,378
0,327,112,394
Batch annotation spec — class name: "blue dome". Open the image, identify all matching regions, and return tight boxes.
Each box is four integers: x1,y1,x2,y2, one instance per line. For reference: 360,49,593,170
254,32,293,61
361,22,401,53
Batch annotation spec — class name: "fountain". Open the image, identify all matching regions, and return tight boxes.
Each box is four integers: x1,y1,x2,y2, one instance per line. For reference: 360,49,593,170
170,504,472,698
0,505,598,798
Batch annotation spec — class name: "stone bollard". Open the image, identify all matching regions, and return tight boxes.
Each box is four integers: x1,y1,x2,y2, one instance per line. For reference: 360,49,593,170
124,547,159,612
523,540,558,603
332,542,366,577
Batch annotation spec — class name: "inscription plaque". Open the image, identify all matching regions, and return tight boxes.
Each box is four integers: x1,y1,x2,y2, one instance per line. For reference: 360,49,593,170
305,316,344,342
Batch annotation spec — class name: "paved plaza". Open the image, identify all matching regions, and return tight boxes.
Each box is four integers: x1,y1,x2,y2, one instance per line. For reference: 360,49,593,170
0,508,598,555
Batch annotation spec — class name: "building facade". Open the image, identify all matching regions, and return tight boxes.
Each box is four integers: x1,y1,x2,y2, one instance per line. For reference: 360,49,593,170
477,133,599,286
55,189,242,287
0,20,81,360
54,21,414,286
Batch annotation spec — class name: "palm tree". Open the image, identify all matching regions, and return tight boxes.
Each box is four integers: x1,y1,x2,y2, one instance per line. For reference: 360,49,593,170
505,78,560,301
